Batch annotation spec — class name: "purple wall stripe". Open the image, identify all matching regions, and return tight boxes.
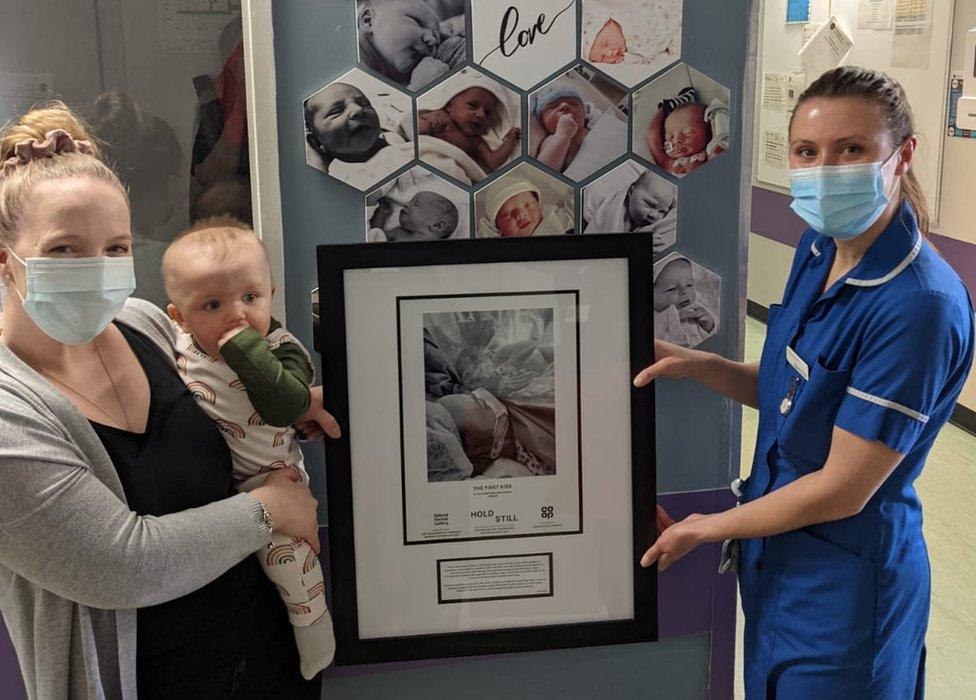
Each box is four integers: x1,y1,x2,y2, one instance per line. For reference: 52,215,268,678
0,618,26,700
750,187,976,300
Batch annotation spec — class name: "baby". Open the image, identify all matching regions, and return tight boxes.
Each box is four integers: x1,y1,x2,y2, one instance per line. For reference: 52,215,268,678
357,0,466,90
162,217,337,680
653,256,715,348
418,86,520,174
584,0,681,67
646,87,728,176
479,179,575,237
369,189,460,241
533,85,590,173
305,82,383,164
583,169,676,251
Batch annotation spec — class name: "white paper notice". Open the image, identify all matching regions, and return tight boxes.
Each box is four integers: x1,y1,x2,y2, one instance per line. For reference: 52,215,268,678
437,553,553,603
892,0,932,69
762,130,789,170
156,0,240,53
858,0,893,29
798,17,855,79
763,73,788,111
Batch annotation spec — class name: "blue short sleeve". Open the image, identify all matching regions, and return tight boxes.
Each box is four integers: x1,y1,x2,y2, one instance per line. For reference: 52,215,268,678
834,291,970,454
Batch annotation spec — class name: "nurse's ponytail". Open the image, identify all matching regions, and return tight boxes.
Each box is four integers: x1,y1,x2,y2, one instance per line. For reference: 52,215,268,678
791,66,932,240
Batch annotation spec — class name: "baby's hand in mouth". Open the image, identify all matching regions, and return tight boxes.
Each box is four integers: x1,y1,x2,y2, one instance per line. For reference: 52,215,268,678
555,112,579,137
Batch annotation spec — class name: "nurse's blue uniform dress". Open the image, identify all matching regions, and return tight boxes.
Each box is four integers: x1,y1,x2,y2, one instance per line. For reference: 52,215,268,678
739,202,974,699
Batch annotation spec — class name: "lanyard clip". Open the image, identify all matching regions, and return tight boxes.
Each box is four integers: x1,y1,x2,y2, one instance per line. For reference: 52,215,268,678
779,376,800,416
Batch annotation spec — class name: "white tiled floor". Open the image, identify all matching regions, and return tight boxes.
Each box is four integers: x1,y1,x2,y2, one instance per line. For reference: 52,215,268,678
733,318,976,699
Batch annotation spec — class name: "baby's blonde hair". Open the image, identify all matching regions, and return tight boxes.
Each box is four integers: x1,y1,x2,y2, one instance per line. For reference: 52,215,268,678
162,216,271,299
0,101,127,245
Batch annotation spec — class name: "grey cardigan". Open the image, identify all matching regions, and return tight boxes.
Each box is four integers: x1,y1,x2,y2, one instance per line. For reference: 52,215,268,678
0,298,271,699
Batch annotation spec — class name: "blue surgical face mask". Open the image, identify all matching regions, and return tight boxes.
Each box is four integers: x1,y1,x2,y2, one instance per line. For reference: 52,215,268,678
789,149,900,240
5,248,136,345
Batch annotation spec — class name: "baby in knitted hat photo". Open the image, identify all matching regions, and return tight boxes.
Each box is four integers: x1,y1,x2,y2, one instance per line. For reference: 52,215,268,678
529,68,628,182
475,167,575,238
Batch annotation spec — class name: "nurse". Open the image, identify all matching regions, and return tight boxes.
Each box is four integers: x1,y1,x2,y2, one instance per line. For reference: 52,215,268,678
637,66,974,698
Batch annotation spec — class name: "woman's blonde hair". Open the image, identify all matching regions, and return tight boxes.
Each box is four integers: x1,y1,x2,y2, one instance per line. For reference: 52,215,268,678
0,101,127,245
790,66,931,239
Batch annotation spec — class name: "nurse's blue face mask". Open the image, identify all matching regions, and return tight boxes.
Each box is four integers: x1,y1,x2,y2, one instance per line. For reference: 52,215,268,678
3,246,136,345
788,145,903,240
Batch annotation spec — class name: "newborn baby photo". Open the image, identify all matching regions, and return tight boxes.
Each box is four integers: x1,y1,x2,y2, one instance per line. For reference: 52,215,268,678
653,251,721,349
356,0,467,92
414,68,522,185
475,165,575,238
582,159,677,253
632,63,731,178
581,0,683,87
365,165,470,241
303,68,415,191
529,66,628,182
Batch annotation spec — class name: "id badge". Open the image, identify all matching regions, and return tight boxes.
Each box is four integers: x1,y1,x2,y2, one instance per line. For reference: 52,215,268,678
718,538,739,574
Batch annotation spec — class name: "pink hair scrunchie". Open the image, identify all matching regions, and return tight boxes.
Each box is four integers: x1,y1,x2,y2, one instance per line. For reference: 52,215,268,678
1,129,94,178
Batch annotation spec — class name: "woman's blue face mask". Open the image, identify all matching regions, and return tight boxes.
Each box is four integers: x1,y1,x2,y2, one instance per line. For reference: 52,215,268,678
789,147,901,240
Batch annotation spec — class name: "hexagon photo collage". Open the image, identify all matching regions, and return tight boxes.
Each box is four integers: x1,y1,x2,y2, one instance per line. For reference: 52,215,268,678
304,0,728,347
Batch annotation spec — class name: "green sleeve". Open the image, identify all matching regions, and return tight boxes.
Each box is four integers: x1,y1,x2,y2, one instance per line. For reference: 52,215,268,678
219,327,313,427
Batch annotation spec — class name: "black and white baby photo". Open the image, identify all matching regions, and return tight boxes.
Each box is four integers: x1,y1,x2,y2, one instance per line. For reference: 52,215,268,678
528,66,628,182
474,164,575,238
356,0,467,92
423,308,556,481
365,166,470,241
582,159,677,253
653,251,721,349
303,68,415,191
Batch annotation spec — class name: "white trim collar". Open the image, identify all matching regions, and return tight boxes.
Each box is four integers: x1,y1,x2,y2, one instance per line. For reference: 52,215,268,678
785,346,809,380
845,233,922,287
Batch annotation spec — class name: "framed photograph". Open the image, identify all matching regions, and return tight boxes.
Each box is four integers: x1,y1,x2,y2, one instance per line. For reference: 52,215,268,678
318,234,657,664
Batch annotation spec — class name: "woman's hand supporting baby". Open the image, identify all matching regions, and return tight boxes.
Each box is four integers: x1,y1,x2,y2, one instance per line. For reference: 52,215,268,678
251,469,321,553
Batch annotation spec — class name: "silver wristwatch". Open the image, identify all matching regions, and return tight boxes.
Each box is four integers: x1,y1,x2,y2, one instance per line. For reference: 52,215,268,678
257,500,275,547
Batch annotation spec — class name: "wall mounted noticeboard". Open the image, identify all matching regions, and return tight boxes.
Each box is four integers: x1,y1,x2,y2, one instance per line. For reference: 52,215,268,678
317,234,657,664
754,0,954,221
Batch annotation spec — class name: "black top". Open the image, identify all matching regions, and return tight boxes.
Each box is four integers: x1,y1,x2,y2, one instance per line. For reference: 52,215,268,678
90,322,295,687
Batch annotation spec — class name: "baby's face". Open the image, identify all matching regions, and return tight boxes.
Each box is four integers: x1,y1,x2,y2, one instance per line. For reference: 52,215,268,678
664,105,710,158
306,83,380,158
540,97,585,134
495,191,543,237
653,260,695,313
588,19,627,63
400,192,449,238
362,0,442,74
628,174,674,227
167,239,273,358
446,88,499,136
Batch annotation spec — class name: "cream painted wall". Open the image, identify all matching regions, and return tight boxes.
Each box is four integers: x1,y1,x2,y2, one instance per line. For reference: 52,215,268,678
747,232,976,411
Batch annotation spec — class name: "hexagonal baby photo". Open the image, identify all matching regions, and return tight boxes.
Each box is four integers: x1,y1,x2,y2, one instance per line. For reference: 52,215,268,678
365,165,470,242
581,0,683,88
653,251,720,349
581,160,677,253
355,0,467,92
528,66,628,182
303,68,415,191
632,63,730,178
474,163,575,237
414,67,522,185
471,0,577,91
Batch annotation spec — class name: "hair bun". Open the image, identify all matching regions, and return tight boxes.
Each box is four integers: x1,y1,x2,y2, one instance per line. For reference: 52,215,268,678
0,100,100,162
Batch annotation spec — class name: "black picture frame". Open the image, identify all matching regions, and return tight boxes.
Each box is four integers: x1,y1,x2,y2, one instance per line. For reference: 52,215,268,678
317,233,657,665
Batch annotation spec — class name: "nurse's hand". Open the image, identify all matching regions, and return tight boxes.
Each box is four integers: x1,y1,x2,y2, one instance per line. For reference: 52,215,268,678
633,340,704,387
303,385,342,439
641,512,711,571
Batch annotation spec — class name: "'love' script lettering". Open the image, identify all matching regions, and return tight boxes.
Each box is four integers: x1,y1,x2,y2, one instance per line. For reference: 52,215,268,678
477,1,576,65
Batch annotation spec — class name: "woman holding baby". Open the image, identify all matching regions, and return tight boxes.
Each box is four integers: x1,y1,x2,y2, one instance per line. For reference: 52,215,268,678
0,104,338,697
639,67,974,697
